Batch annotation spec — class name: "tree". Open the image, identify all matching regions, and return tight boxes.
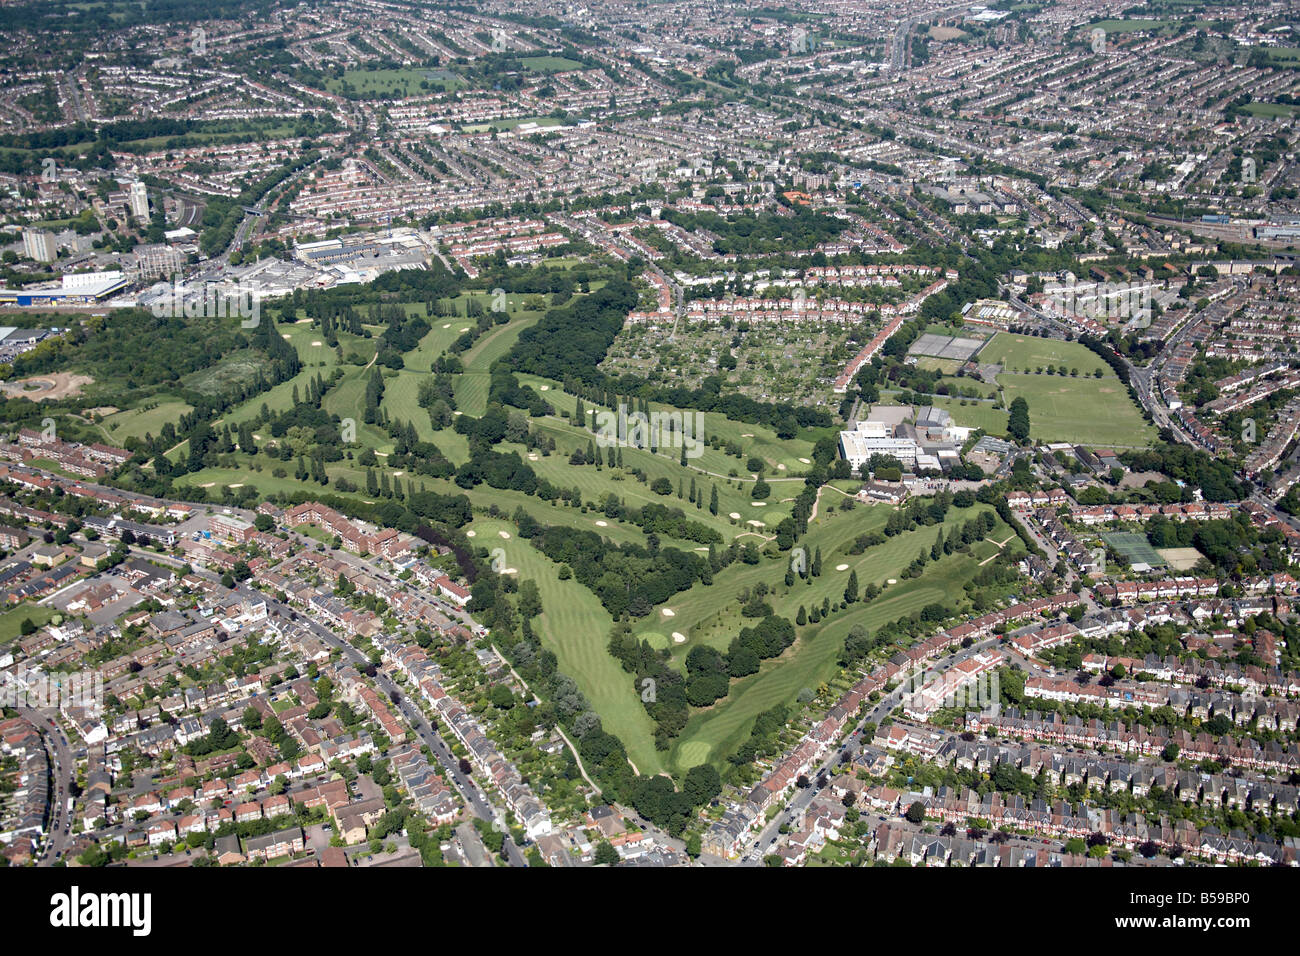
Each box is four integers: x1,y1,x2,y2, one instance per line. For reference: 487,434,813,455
844,569,859,604
594,841,620,866
1007,396,1031,443
905,801,926,824
683,764,722,806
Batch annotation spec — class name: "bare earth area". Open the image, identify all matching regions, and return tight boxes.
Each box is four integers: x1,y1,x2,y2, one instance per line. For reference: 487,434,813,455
0,372,94,401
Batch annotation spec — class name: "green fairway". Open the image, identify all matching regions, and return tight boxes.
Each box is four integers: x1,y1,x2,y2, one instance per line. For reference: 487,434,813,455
468,517,663,775
649,501,1010,661
667,540,1006,773
645,498,1022,772
451,308,545,417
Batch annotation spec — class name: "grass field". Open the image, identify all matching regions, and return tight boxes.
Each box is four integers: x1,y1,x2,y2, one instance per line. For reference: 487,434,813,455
980,333,1109,376
0,603,59,647
99,399,193,443
923,396,1009,435
460,116,565,134
1243,102,1300,118
999,374,1154,447
519,55,584,73
328,68,464,97
934,333,1156,447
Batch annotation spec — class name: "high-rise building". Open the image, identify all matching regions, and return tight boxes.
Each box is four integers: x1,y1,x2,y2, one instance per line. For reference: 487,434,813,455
22,229,56,263
129,181,149,219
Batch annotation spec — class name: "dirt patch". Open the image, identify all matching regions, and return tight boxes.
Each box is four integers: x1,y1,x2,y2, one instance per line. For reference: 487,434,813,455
929,25,967,40
0,372,94,401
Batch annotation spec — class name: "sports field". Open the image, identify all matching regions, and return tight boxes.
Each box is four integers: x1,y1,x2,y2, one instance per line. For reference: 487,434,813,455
999,374,1155,447
980,333,1108,376
937,332,1156,447
1101,531,1166,569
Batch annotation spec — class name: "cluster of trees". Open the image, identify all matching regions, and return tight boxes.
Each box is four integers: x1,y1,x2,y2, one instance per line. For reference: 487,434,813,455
1120,440,1244,502
661,204,849,256
373,306,431,369
624,765,721,834
606,613,795,749
615,500,721,546
522,521,712,619
883,488,962,536
728,703,789,768
1007,396,1031,444
182,715,240,757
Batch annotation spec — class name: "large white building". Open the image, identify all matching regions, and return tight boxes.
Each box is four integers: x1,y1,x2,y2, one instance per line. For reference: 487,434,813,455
22,229,56,263
839,420,920,469
129,181,150,219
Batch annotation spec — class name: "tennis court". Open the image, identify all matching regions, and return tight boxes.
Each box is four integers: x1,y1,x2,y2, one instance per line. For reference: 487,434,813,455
1100,531,1166,569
